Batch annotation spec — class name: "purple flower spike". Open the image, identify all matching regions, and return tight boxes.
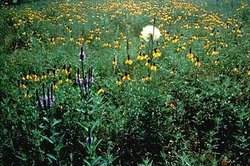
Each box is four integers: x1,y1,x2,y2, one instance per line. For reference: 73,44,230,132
79,47,86,61
88,66,94,84
36,84,55,110
76,77,84,84
83,81,89,95
36,95,55,109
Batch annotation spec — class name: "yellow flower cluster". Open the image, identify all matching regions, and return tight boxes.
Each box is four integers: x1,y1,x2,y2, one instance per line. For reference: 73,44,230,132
137,52,148,61
19,66,72,95
153,49,161,59
125,59,133,65
186,49,202,68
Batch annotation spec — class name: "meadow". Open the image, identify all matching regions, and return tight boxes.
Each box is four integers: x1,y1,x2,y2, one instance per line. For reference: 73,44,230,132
0,0,249,165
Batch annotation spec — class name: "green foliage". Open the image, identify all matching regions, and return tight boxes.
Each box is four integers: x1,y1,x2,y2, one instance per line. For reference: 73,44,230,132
0,0,249,165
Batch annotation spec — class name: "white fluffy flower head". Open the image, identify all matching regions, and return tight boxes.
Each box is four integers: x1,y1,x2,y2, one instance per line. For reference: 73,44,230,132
140,25,161,42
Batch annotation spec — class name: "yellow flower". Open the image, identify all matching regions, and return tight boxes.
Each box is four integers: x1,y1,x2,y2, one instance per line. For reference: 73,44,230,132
66,78,72,83
112,58,117,66
19,84,26,90
102,42,112,48
214,59,220,65
137,55,144,61
26,75,32,80
165,102,176,108
41,74,47,80
33,75,40,82
176,47,181,52
191,57,196,63
145,61,151,67
187,48,194,59
58,79,63,84
138,44,145,50
69,37,74,42
211,51,219,55
187,52,194,59
23,93,31,99
194,24,200,29
172,36,179,43
62,69,69,75
232,67,239,73
85,40,90,44
150,64,157,71
170,71,176,75
194,60,202,67
50,38,56,45
170,67,176,75
122,73,131,81
153,49,161,58
97,88,105,94
116,80,122,86
142,54,149,60
55,69,61,75
125,59,133,65
137,52,144,61
211,48,219,55
142,77,152,81
53,84,58,90
76,41,82,46
247,70,250,76
114,40,120,48
95,36,101,41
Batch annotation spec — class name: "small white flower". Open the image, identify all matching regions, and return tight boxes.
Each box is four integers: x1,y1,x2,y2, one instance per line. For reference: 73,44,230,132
140,25,161,42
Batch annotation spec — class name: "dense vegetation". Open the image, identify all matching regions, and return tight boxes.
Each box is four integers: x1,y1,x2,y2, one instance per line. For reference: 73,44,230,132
0,0,249,165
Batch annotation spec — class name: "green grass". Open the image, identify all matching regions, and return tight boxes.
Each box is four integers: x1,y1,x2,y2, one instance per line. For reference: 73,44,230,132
0,0,249,165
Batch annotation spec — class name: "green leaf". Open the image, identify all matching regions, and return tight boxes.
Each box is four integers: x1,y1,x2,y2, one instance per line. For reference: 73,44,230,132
83,159,92,166
43,136,54,144
92,156,102,165
46,154,57,161
43,117,49,123
91,120,100,133
77,122,88,132
52,119,62,127
76,109,84,113
54,144,63,152
15,154,27,161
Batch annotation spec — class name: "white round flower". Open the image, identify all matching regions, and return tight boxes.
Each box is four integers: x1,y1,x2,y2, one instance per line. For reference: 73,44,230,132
140,25,161,42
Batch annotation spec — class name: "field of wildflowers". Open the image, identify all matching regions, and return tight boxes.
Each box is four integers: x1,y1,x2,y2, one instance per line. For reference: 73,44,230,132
0,0,249,165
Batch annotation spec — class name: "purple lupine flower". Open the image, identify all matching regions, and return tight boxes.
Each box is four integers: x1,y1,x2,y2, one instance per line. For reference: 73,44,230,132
36,84,55,109
76,78,85,84
75,68,85,84
36,95,55,109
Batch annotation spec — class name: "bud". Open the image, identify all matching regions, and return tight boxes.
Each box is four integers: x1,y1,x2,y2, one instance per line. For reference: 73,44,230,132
86,126,93,145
